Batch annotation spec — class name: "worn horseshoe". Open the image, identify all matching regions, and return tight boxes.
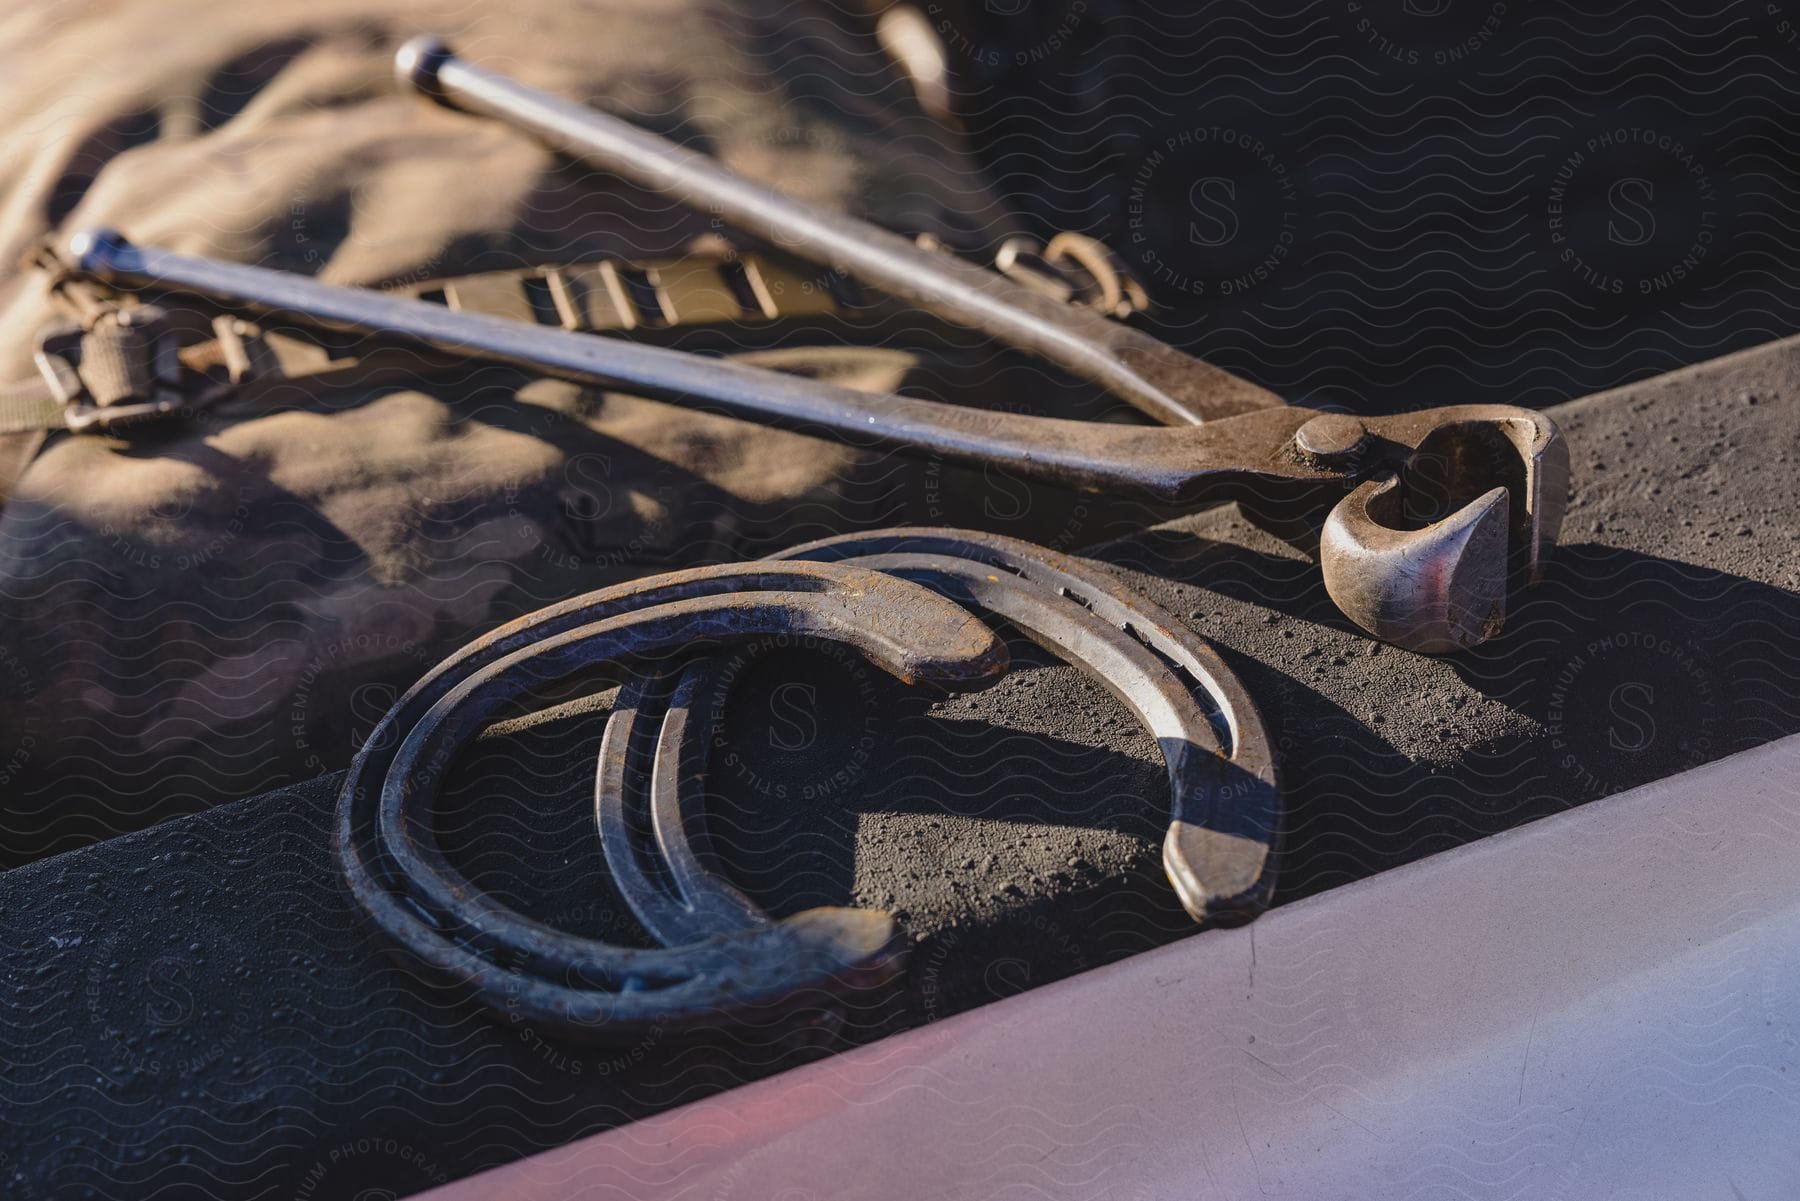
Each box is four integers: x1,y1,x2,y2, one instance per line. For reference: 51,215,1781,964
335,560,1005,1040
596,529,1280,938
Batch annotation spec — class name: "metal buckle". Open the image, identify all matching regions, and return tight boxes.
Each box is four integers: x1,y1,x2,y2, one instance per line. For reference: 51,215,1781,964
34,305,189,433
994,233,1150,320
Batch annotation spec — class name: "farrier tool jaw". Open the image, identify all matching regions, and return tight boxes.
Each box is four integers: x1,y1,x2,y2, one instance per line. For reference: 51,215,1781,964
381,37,1574,655
1309,406,1569,653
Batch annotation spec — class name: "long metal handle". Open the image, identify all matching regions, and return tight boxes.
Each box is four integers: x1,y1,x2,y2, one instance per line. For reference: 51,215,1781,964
392,36,1284,427
64,229,1320,503
60,233,1558,653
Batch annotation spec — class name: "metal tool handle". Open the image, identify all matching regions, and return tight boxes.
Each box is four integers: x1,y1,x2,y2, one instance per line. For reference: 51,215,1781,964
393,36,1284,427
63,229,1323,502
58,231,1565,653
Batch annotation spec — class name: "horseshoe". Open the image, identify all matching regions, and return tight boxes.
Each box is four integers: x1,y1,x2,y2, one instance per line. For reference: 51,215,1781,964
335,560,1005,1040
596,529,1280,943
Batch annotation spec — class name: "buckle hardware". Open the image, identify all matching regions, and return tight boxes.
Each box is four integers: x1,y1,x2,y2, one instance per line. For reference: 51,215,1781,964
35,304,190,433
994,233,1150,320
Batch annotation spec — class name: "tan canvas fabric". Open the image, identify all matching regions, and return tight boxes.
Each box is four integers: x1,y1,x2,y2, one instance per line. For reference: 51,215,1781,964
0,0,1014,862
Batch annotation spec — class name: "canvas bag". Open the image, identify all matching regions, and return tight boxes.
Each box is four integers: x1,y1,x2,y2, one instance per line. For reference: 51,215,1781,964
0,0,1022,863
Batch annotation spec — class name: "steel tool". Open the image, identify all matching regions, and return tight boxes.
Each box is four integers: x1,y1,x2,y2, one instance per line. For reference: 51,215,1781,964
393,37,1275,429
387,36,1569,653
62,226,1565,653
59,42,1568,654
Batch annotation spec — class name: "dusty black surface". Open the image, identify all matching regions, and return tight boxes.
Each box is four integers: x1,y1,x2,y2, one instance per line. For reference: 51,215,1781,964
2,338,1797,1197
